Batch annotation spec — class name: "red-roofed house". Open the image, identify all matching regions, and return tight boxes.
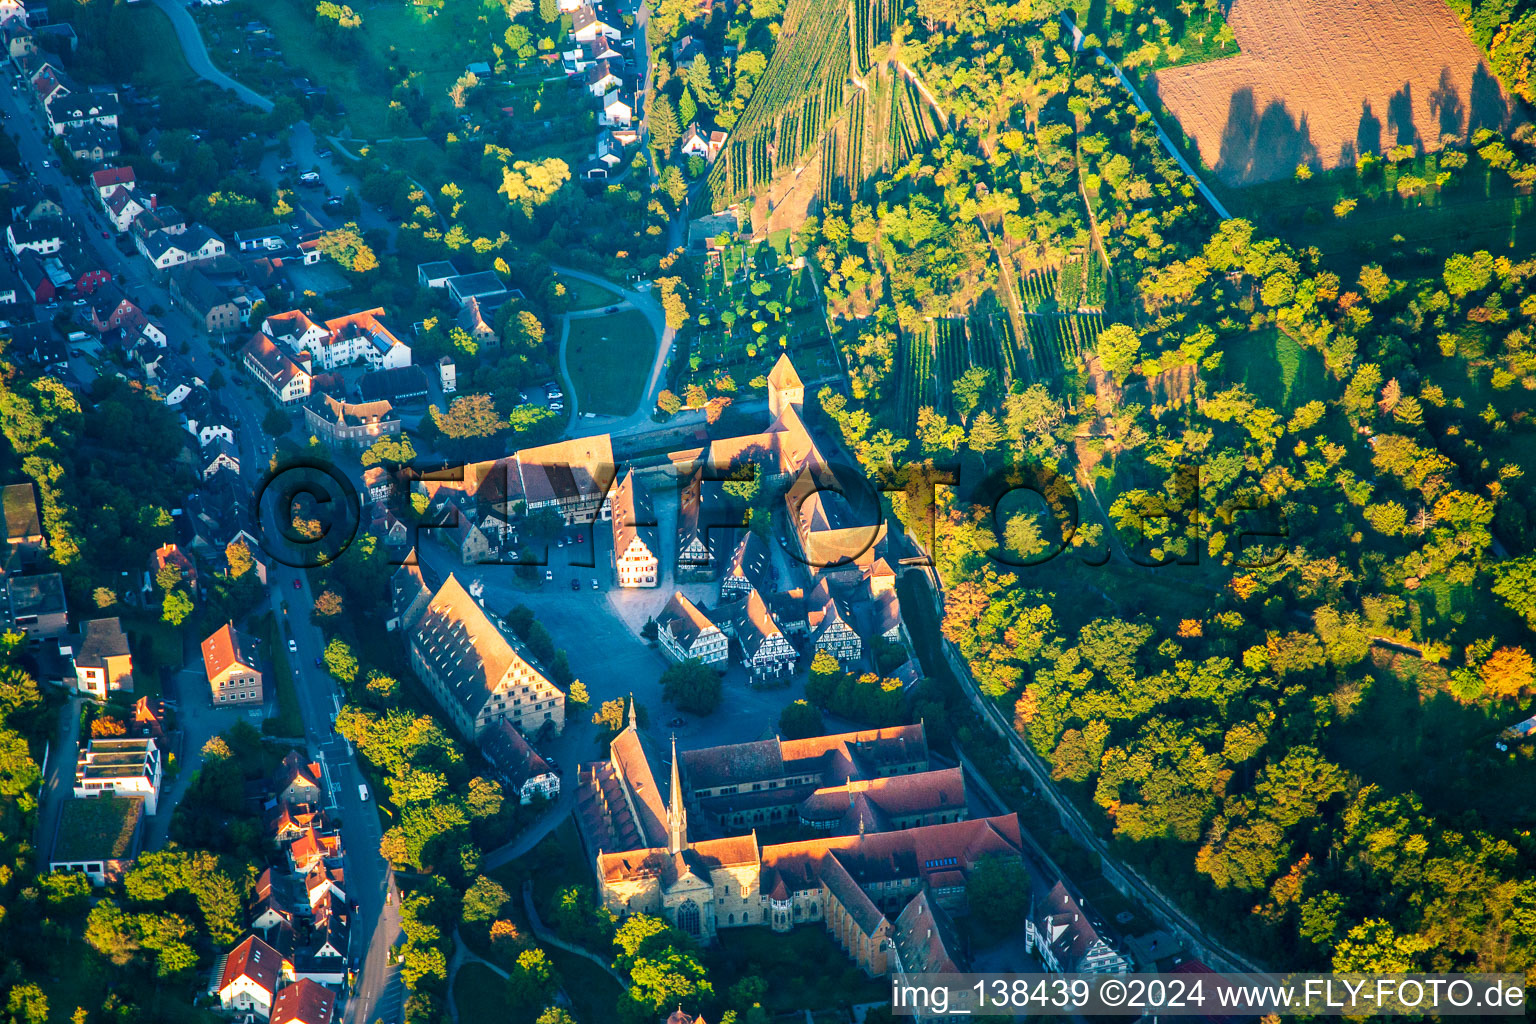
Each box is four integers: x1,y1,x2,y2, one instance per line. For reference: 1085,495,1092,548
271,978,335,1024
216,935,283,1018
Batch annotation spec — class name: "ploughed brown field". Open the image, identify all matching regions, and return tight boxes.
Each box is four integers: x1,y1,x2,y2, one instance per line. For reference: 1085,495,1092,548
1151,0,1513,185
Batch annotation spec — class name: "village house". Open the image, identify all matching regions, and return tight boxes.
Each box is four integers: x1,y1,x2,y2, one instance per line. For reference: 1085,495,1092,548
276,751,324,807
481,720,561,804
571,4,621,41
101,186,147,232
807,579,861,664
216,934,283,1018
610,469,659,587
455,296,499,350
202,621,263,706
48,793,144,886
140,223,225,272
6,215,64,256
731,588,797,680
170,268,240,334
270,978,335,1024
409,574,566,740
721,530,770,597
656,592,728,665
599,90,633,127
1026,880,1133,974
674,469,717,582
74,736,161,814
73,616,133,697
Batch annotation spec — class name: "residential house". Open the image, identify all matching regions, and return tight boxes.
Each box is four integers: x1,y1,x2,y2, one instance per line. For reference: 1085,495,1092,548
129,697,166,740
270,978,335,1024
3,482,43,553
611,469,658,587
216,935,282,1019
571,4,621,40
674,468,716,582
732,588,796,680
101,186,147,232
1026,880,1133,974
45,85,119,136
303,862,345,909
141,223,225,272
240,332,312,404
599,90,633,127
807,579,861,665
455,296,499,351
62,122,120,162
657,592,728,665
276,751,324,806
302,394,401,451
150,542,197,593
171,268,240,333
480,720,560,804
16,252,57,304
73,617,134,697
74,737,161,814
8,182,63,222
7,215,63,257
6,571,67,638
587,58,622,96
90,165,134,200
721,530,770,598
262,307,411,371
86,283,146,334
200,437,240,479
49,794,145,886
409,574,566,739
202,621,263,707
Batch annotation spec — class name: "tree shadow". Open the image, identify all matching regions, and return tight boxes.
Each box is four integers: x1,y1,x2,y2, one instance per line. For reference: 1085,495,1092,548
1468,62,1509,137
1429,66,1465,142
1387,81,1418,151
1356,99,1381,159
1215,88,1319,183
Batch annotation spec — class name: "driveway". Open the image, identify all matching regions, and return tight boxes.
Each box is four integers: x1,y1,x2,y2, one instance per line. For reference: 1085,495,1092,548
34,695,80,865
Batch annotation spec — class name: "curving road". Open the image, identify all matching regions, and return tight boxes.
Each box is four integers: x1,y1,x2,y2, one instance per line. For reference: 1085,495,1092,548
148,0,275,112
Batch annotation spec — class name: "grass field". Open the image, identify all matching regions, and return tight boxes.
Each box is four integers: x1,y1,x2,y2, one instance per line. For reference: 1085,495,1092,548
565,310,654,416
1227,326,1327,411
559,277,622,310
131,6,198,90
452,963,507,1022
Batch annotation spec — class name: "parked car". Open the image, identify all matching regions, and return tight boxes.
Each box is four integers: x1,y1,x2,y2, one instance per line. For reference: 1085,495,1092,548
549,402,564,411
213,355,226,366
569,578,580,590
604,305,619,313
667,716,686,727
591,578,600,590
293,579,301,589
544,569,553,581
287,639,297,653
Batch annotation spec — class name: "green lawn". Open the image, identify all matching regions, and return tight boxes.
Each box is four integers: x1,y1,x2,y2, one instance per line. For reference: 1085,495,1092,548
1227,326,1328,411
131,6,198,89
704,925,887,1014
565,310,655,416
452,963,507,1022
559,276,622,310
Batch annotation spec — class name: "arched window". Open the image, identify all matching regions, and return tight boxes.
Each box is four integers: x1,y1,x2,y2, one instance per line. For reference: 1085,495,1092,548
728,913,735,924
677,900,701,936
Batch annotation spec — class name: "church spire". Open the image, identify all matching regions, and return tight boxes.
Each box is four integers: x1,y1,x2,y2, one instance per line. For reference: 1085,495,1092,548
667,733,687,855
627,693,637,731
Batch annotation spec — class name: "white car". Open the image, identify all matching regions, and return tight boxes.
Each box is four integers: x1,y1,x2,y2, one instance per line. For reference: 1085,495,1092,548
550,402,564,411
288,639,297,654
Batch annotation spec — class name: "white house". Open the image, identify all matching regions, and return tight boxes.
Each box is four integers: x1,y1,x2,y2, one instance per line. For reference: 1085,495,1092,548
216,935,282,1019
74,737,161,815
586,59,622,96
599,90,632,128
610,469,658,588
438,355,456,393
571,5,620,41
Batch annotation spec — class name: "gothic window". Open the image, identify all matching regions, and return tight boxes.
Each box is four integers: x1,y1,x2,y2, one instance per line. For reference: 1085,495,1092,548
677,900,701,936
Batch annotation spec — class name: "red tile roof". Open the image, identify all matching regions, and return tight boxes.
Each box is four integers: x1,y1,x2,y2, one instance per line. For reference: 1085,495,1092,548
271,978,335,1024
218,934,282,996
